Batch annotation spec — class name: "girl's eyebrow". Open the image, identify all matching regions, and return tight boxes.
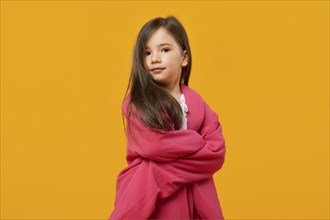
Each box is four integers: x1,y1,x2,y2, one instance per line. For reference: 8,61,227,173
159,43,171,47
145,43,172,49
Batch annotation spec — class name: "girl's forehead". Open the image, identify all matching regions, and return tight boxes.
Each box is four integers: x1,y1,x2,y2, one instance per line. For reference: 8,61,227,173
145,28,178,48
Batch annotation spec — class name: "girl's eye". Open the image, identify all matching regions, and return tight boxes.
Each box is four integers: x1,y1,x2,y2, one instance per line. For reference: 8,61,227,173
162,48,170,52
145,51,151,56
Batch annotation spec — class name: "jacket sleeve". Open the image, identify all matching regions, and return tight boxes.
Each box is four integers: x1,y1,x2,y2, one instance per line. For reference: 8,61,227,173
168,110,225,178
149,103,226,198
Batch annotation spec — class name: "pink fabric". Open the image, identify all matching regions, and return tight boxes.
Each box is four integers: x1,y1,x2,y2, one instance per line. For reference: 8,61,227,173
109,84,226,220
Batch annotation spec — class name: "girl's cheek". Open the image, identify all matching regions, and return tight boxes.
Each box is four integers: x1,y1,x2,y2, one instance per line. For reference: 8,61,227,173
143,59,148,67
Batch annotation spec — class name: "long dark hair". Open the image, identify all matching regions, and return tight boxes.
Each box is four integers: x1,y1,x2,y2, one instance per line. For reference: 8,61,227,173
123,16,192,133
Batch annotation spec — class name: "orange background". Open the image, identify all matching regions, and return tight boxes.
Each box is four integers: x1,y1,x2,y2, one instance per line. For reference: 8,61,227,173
1,1,329,219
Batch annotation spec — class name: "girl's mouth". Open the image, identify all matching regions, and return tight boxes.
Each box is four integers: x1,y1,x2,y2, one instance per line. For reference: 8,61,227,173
151,68,165,73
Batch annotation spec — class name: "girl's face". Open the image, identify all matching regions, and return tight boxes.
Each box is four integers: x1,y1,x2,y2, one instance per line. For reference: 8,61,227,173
144,28,188,90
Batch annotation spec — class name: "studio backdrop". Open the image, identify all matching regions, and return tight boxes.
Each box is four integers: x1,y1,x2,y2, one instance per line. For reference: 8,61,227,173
1,1,329,219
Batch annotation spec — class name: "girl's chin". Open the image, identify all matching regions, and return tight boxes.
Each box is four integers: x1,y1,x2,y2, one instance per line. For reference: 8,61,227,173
152,75,166,82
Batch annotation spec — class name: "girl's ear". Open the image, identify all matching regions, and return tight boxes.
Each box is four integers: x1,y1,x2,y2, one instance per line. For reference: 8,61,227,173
182,50,188,67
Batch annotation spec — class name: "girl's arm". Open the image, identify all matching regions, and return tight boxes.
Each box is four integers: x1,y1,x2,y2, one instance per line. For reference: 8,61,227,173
125,100,225,197
126,115,206,162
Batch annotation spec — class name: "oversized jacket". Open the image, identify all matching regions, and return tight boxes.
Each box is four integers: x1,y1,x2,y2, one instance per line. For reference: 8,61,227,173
109,84,226,219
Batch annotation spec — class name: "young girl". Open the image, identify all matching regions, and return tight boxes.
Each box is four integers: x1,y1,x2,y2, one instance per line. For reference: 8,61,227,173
109,16,226,220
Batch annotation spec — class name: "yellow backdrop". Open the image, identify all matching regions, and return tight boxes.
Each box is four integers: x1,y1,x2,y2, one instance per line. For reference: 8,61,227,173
1,1,328,219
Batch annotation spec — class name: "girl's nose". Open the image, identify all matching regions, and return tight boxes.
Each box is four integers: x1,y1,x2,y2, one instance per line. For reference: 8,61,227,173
151,53,161,63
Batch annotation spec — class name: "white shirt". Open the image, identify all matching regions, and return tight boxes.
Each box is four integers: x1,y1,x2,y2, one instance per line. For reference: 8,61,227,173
179,93,188,130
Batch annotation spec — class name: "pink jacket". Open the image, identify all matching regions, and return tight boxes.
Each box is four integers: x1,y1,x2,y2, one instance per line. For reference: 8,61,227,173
109,84,226,219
